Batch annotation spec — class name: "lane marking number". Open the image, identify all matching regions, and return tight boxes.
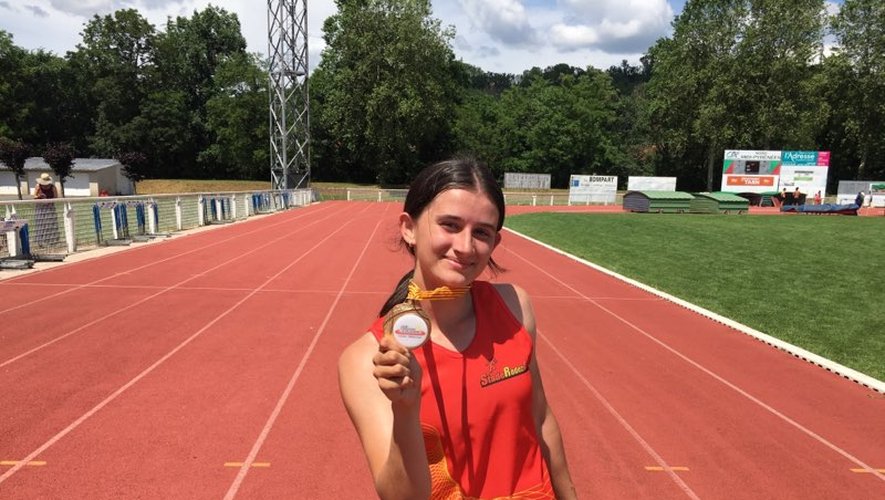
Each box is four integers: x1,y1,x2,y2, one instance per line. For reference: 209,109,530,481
225,462,270,468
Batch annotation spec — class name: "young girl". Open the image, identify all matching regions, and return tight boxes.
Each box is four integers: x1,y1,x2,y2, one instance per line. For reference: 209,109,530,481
338,158,576,499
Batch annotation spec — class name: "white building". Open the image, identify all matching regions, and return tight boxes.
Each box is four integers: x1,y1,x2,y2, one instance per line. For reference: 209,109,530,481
0,158,133,198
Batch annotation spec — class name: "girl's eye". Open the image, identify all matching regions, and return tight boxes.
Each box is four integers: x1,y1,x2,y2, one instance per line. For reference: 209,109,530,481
473,229,492,240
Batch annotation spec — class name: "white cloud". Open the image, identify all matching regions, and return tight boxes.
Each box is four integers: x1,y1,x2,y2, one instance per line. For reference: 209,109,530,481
0,0,680,75
459,0,537,46
25,5,50,17
47,0,124,17
551,0,672,53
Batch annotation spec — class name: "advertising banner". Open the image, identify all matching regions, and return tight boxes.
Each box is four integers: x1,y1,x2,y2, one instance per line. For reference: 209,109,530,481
725,175,777,188
721,150,830,195
779,166,828,199
781,150,819,166
870,182,885,207
627,176,677,191
568,175,617,204
722,150,782,193
504,172,551,190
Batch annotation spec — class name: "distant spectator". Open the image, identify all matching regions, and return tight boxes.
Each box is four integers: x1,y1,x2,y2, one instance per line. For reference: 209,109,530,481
855,191,865,207
813,191,822,205
32,173,60,248
793,187,802,205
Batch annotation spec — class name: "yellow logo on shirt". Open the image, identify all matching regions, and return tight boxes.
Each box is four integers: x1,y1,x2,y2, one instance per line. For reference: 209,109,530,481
480,363,528,387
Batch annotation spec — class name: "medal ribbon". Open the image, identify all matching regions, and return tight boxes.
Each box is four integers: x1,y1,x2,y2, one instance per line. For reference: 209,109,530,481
407,281,471,301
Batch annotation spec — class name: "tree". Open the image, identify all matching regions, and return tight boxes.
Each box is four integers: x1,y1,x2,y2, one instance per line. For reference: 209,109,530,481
76,9,157,157
646,0,750,190
731,0,828,149
117,151,148,193
316,0,459,184
154,6,248,178
201,52,269,180
0,31,27,139
646,0,827,191
452,61,515,96
0,137,30,199
451,90,505,174
829,0,885,180
492,70,627,187
607,59,652,97
42,143,76,197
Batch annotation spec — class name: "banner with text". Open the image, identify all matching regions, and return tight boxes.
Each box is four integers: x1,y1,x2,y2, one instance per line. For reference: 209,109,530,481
627,176,677,191
569,175,618,204
721,150,830,194
504,172,551,190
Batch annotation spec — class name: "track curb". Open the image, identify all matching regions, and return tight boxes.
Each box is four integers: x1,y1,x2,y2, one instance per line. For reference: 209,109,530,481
505,227,885,395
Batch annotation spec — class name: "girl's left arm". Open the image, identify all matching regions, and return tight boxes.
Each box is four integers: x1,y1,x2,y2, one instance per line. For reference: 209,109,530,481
530,355,577,499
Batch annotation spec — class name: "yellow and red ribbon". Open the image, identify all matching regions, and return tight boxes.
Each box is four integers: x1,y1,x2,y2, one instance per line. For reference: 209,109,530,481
407,281,471,301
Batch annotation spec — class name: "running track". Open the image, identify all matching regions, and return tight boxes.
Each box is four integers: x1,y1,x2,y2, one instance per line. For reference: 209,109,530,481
1,201,882,499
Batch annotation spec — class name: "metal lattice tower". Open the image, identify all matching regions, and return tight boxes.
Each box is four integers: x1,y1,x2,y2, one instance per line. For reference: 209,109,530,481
268,0,310,190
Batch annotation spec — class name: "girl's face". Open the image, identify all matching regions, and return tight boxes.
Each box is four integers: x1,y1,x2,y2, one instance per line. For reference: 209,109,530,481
401,188,501,289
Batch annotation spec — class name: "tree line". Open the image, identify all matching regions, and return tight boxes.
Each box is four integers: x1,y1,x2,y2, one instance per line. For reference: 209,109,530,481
1,0,882,192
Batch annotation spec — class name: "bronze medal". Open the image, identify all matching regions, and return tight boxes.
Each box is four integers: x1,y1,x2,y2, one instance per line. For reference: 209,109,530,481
383,300,431,349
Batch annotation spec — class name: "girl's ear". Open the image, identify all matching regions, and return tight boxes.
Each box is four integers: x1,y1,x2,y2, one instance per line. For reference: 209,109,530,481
399,212,416,247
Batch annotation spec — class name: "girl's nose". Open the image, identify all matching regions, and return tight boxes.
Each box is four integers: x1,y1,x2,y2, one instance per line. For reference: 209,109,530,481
453,230,474,255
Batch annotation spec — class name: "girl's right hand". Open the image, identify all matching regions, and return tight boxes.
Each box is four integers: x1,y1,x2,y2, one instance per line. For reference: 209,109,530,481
372,335,422,407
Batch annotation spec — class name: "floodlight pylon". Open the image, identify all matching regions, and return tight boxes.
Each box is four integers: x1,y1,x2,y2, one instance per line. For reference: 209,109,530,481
268,0,310,190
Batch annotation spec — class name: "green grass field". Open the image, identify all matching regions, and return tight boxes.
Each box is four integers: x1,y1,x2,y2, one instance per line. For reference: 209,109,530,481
505,213,885,381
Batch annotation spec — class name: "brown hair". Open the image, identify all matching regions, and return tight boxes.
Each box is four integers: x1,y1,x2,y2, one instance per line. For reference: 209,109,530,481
379,156,505,316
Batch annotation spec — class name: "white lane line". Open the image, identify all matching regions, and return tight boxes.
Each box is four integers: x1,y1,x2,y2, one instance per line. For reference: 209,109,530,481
538,329,702,499
223,203,388,499
0,205,354,369
505,228,884,395
0,204,335,315
502,238,885,482
0,205,369,486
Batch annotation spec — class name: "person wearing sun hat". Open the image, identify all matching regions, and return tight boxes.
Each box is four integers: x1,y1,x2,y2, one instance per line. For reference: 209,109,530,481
35,172,56,192
32,172,60,248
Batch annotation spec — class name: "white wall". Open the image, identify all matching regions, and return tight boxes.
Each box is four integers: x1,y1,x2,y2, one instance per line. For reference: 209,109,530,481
59,172,91,197
115,167,134,195
0,171,21,196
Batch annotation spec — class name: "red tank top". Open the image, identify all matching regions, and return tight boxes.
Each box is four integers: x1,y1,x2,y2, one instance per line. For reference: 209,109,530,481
370,281,553,498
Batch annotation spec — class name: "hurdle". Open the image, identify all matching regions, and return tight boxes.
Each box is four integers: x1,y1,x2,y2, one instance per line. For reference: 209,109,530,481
199,195,236,225
127,199,169,241
93,199,169,245
93,201,132,246
252,192,273,214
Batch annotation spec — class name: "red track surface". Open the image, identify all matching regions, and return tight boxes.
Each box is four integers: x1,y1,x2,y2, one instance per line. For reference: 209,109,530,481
1,201,882,499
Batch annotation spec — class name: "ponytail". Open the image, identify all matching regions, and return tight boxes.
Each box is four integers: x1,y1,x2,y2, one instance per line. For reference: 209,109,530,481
379,270,415,317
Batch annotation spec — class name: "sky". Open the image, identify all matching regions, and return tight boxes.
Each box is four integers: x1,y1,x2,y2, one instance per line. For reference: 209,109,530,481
0,0,698,74
0,1,843,75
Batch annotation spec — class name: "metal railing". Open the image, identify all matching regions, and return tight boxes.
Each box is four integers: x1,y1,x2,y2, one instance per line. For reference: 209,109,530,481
1,189,314,262
313,187,625,207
